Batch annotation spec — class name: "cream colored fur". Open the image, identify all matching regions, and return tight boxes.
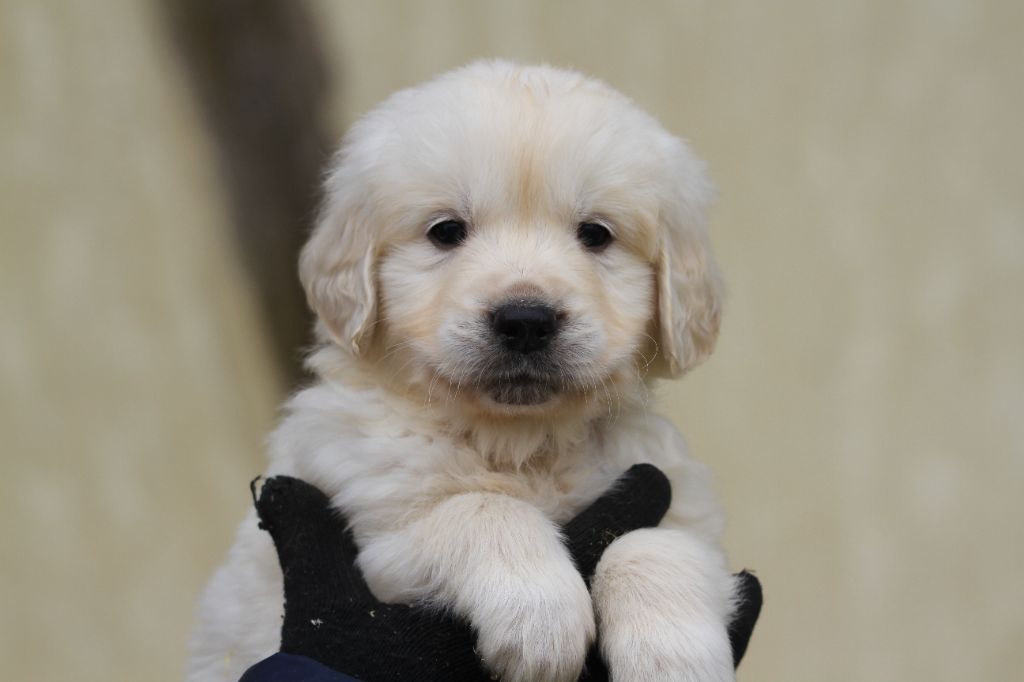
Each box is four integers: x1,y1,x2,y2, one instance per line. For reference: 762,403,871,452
187,60,736,682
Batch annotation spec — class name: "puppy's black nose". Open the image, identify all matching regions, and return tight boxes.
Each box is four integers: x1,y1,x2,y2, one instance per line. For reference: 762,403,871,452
492,304,559,354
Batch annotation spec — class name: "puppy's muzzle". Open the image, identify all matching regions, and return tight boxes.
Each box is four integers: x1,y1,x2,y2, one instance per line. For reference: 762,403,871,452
490,302,560,354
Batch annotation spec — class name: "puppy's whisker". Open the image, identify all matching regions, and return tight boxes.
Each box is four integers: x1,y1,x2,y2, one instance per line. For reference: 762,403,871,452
378,338,418,364
443,359,470,406
595,371,615,421
452,356,484,401
636,335,659,375
385,350,425,385
359,311,401,336
425,366,447,408
630,360,652,410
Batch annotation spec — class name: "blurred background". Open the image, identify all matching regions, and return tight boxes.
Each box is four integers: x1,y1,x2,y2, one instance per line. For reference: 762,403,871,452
2,1,1022,680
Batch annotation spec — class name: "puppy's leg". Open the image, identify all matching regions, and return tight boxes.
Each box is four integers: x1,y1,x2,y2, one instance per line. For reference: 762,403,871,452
356,492,594,682
186,510,283,682
591,527,736,682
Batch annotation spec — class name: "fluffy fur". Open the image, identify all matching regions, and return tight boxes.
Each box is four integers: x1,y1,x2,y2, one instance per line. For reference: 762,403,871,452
187,60,737,682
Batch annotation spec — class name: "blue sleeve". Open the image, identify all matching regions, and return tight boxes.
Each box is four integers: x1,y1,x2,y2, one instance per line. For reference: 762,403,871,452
239,653,364,682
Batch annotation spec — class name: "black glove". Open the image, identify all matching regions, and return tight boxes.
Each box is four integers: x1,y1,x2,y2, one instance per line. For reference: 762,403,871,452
250,465,760,681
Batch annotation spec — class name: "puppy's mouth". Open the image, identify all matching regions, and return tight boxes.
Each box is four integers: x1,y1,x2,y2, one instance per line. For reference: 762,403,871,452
482,374,558,406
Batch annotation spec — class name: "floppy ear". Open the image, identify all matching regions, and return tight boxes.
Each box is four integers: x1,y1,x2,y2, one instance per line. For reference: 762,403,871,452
655,140,724,377
299,161,377,356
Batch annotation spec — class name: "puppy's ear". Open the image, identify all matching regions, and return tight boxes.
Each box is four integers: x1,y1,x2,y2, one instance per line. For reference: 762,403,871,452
299,161,377,356
655,139,724,377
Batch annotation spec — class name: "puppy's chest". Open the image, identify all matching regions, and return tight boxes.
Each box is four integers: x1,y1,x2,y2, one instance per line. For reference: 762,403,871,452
428,438,629,523
493,464,622,522
283,385,645,524
346,427,622,524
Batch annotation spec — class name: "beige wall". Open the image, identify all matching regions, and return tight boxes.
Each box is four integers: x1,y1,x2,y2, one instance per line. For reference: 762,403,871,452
0,0,283,678
2,1,1021,680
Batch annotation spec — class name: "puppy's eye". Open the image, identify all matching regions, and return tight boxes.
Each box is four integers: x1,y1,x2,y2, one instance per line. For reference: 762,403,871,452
427,219,468,249
577,222,614,251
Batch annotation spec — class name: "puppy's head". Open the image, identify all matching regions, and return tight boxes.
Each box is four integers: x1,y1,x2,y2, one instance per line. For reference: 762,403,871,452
301,61,721,418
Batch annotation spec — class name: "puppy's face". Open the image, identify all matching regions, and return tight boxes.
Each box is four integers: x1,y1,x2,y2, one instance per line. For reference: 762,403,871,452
302,62,722,418
380,204,653,414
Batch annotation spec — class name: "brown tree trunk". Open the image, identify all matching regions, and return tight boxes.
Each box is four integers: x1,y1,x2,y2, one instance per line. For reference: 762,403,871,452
159,0,335,386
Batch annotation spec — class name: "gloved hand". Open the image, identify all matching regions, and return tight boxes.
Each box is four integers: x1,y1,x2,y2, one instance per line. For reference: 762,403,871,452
244,464,761,681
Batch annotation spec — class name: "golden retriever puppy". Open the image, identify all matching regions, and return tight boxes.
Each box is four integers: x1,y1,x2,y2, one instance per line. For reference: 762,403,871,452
188,60,736,682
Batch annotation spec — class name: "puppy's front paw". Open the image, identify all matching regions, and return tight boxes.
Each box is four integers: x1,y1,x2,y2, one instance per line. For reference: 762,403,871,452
592,528,737,682
474,572,595,682
602,617,734,682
